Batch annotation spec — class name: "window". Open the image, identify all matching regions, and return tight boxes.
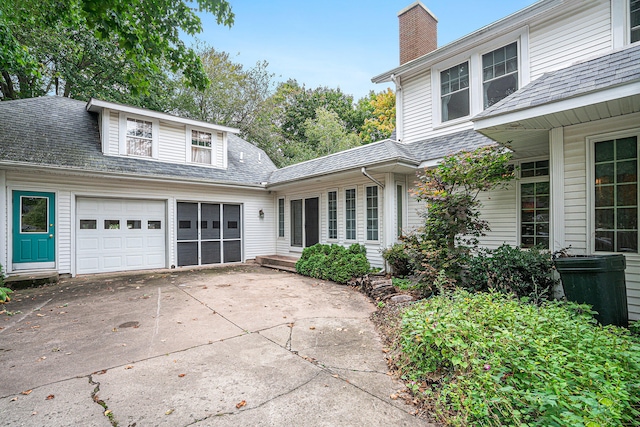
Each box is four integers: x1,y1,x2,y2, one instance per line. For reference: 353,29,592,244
520,161,550,249
126,118,153,157
105,219,120,229
278,198,285,237
594,136,638,253
80,219,97,230
366,186,378,241
191,130,213,164
632,0,640,43
148,220,162,230
482,42,518,108
291,199,303,247
20,197,48,233
328,191,337,239
345,189,356,240
440,62,469,122
127,220,141,229
397,185,404,237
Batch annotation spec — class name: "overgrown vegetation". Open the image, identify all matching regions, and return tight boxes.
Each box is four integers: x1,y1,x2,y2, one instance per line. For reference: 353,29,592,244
461,244,557,302
0,264,11,303
295,243,370,284
398,290,640,426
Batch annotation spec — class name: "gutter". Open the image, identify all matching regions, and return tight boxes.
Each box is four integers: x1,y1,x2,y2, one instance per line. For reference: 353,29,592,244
361,167,385,188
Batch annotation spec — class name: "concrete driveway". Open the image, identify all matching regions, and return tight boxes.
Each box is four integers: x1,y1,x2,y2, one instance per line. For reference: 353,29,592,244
0,265,434,426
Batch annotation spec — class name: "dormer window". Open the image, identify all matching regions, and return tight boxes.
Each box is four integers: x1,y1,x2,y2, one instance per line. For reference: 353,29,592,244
126,118,153,157
191,130,213,164
440,62,470,122
482,42,518,108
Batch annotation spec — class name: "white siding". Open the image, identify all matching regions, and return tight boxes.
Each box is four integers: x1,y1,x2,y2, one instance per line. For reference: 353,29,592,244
529,1,612,80
215,132,225,169
476,183,518,250
158,121,185,163
563,112,640,320
4,172,273,275
272,173,387,268
108,111,119,155
402,72,432,143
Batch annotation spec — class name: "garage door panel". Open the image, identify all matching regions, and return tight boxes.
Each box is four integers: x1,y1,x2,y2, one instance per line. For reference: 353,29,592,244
77,198,166,274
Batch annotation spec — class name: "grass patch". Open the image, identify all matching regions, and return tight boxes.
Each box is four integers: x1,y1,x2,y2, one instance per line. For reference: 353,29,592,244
397,290,640,426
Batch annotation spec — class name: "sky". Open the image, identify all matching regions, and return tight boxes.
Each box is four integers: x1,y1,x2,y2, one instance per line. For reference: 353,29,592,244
190,0,538,101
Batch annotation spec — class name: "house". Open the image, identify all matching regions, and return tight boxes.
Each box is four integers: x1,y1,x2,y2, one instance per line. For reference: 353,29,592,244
0,0,639,320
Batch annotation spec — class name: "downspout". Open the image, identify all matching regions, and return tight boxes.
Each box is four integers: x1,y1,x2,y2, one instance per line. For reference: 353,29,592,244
361,167,385,188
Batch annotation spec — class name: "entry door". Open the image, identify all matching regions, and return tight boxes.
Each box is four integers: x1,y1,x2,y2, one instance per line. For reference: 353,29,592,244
304,197,319,247
13,191,55,267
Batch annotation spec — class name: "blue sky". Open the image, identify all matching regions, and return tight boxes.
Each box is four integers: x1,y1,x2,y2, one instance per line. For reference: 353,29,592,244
191,1,538,100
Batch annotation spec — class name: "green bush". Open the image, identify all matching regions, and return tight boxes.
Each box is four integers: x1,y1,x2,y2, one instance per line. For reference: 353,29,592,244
0,264,11,303
295,243,370,284
462,244,557,302
398,290,640,426
381,243,414,277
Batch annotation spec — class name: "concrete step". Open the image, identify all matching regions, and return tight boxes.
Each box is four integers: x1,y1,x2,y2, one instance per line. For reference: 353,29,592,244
255,255,298,272
4,271,59,290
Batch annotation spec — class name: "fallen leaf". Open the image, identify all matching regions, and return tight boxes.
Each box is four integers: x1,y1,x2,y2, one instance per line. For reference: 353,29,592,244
178,373,186,378
125,365,134,369
112,328,118,332
390,394,398,400
309,326,316,330
46,394,55,400
165,409,174,415
21,390,33,395
95,369,107,375
10,397,17,402
36,314,45,317
235,400,246,409
104,410,111,416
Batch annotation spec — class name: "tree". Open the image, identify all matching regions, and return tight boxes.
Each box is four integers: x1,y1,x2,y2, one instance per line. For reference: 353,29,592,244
0,0,234,100
358,88,396,143
295,107,362,161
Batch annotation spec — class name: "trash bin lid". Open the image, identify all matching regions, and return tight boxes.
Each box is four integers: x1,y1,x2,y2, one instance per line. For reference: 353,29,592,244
554,254,626,272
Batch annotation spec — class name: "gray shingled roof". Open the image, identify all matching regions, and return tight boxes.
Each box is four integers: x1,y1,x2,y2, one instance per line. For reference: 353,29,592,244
474,44,640,120
267,128,494,185
0,97,276,186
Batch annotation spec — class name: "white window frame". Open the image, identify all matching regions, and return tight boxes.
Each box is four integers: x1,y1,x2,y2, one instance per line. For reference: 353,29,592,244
516,158,551,250
365,185,379,242
345,188,357,241
327,190,338,241
613,0,640,47
587,129,640,254
186,126,218,166
277,197,285,238
118,113,159,158
431,27,530,129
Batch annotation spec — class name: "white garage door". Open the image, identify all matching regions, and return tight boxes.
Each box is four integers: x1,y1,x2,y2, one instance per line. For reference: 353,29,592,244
76,198,166,274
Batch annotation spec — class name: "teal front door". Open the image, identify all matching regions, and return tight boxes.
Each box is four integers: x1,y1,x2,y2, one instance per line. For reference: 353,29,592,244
12,191,55,267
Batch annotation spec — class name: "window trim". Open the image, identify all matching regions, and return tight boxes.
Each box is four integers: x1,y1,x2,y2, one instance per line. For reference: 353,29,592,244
587,129,640,254
327,190,338,241
344,188,357,241
118,113,159,158
431,27,529,129
365,185,379,242
277,198,285,238
186,126,216,166
515,157,550,250
613,0,640,47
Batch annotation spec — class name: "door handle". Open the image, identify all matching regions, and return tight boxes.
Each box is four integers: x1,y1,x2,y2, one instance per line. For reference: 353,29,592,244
49,234,53,238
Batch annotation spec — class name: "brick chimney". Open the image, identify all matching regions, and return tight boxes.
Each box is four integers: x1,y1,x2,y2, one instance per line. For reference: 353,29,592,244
398,1,438,65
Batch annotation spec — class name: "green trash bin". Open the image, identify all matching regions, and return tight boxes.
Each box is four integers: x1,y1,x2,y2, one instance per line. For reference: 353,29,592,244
555,254,628,327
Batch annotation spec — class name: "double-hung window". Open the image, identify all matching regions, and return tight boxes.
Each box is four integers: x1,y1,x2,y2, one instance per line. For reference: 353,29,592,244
366,186,379,241
632,0,640,43
345,189,356,240
520,161,550,249
191,130,213,164
328,191,337,239
440,62,470,122
594,136,638,253
278,198,285,238
126,118,153,157
482,42,518,108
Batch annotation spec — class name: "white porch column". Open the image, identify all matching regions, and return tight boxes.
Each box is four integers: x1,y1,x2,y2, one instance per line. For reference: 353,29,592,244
550,127,565,252
383,173,396,250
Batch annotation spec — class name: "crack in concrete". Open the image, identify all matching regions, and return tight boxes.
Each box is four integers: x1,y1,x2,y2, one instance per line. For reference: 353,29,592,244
89,374,118,427
171,284,247,333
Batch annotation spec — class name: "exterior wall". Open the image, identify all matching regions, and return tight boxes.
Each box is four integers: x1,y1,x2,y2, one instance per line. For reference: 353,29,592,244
529,1,612,80
273,173,387,268
158,121,185,163
562,112,640,320
3,171,274,276
476,183,518,250
398,1,615,144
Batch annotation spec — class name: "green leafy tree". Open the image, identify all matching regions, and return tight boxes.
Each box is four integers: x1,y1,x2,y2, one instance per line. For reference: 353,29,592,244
358,88,396,143
293,107,362,161
0,0,234,100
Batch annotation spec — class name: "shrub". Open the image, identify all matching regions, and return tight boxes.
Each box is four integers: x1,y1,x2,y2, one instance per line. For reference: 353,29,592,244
398,290,640,426
0,264,10,303
462,244,557,302
381,242,414,277
295,243,370,284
